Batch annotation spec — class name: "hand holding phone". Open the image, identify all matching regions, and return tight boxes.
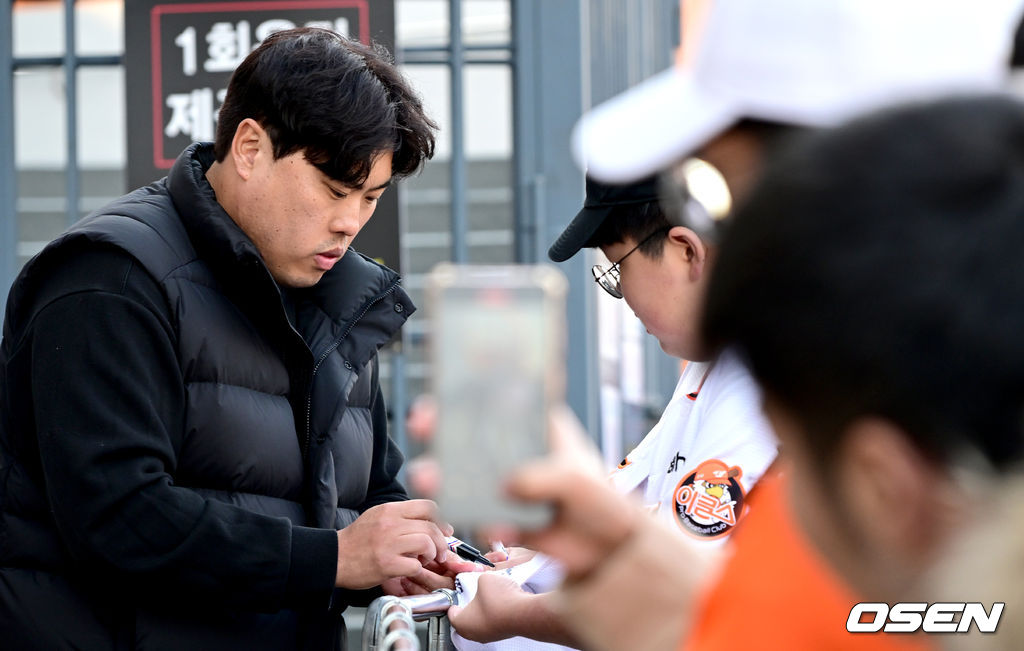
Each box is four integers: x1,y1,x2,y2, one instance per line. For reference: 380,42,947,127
428,264,567,530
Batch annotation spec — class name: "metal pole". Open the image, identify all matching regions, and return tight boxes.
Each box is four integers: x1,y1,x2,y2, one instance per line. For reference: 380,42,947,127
510,0,535,264
63,0,79,227
448,0,467,263
510,0,598,439
405,589,456,620
0,0,16,306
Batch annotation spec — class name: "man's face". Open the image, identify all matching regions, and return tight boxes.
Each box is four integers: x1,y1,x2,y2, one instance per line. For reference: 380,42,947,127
234,148,393,288
599,231,708,360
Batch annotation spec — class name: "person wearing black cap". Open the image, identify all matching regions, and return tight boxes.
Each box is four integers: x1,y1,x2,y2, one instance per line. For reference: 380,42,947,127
550,174,777,547
446,175,778,648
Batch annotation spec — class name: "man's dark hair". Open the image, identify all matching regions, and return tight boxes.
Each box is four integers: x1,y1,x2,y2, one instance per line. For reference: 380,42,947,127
214,27,437,185
585,201,674,259
702,94,1024,474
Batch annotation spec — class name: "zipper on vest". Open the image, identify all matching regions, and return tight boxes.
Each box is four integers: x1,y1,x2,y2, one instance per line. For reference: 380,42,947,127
303,279,402,457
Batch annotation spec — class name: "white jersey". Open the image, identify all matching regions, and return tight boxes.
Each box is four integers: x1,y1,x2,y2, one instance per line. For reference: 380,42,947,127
608,348,777,543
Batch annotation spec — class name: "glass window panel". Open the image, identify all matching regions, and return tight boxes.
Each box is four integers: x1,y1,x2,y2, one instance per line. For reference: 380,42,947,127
464,64,513,264
13,0,64,58
77,65,125,171
76,0,124,56
396,0,449,49
400,64,451,160
397,64,451,393
78,65,126,212
15,65,67,266
462,0,510,46
14,66,67,168
463,64,510,160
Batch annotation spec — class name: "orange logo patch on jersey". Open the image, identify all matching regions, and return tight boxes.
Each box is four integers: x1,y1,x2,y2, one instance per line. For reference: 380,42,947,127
672,459,744,539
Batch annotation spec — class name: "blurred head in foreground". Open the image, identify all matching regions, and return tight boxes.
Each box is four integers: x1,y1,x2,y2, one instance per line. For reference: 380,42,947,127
573,0,1024,248
576,0,1023,183
702,94,1024,599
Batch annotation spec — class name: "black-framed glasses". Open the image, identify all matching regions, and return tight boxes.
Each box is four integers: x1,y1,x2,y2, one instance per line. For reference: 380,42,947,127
591,227,670,299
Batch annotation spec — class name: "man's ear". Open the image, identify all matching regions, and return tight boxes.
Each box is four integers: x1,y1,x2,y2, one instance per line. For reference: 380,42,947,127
667,226,708,281
837,418,955,569
230,118,266,181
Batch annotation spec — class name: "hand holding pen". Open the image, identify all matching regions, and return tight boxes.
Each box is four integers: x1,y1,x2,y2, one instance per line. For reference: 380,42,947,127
445,536,496,567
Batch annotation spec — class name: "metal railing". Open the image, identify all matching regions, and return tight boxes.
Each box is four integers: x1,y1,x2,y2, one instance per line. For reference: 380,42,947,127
362,589,458,651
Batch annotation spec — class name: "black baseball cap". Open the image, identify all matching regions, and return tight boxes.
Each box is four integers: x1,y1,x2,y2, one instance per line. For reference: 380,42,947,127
547,175,660,262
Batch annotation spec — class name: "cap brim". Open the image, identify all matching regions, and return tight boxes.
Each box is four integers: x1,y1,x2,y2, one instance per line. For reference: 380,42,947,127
572,67,741,183
547,204,613,262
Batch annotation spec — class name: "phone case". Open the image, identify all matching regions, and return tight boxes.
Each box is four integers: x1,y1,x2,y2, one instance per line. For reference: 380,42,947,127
427,263,567,529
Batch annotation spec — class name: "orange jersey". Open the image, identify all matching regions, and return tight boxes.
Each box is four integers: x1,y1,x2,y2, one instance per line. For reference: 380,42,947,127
683,473,933,651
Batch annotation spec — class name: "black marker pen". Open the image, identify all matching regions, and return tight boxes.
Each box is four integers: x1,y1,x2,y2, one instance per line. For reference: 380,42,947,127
445,536,496,567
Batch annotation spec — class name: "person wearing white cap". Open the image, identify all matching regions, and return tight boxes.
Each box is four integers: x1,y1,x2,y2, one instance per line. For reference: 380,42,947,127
575,0,1024,189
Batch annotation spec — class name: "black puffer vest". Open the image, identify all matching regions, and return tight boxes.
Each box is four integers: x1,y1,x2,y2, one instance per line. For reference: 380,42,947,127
64,142,412,531
0,143,413,648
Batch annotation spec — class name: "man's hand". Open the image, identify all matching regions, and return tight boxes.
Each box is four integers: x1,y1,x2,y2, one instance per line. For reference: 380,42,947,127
381,557,482,596
335,499,454,589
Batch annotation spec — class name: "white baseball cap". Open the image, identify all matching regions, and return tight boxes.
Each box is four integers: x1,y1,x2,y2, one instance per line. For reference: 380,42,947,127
574,0,1024,183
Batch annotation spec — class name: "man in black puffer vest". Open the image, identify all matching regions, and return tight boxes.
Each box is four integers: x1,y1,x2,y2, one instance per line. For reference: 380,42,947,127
0,27,474,650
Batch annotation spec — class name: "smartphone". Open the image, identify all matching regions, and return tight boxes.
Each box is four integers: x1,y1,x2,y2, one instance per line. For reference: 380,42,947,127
427,263,567,530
